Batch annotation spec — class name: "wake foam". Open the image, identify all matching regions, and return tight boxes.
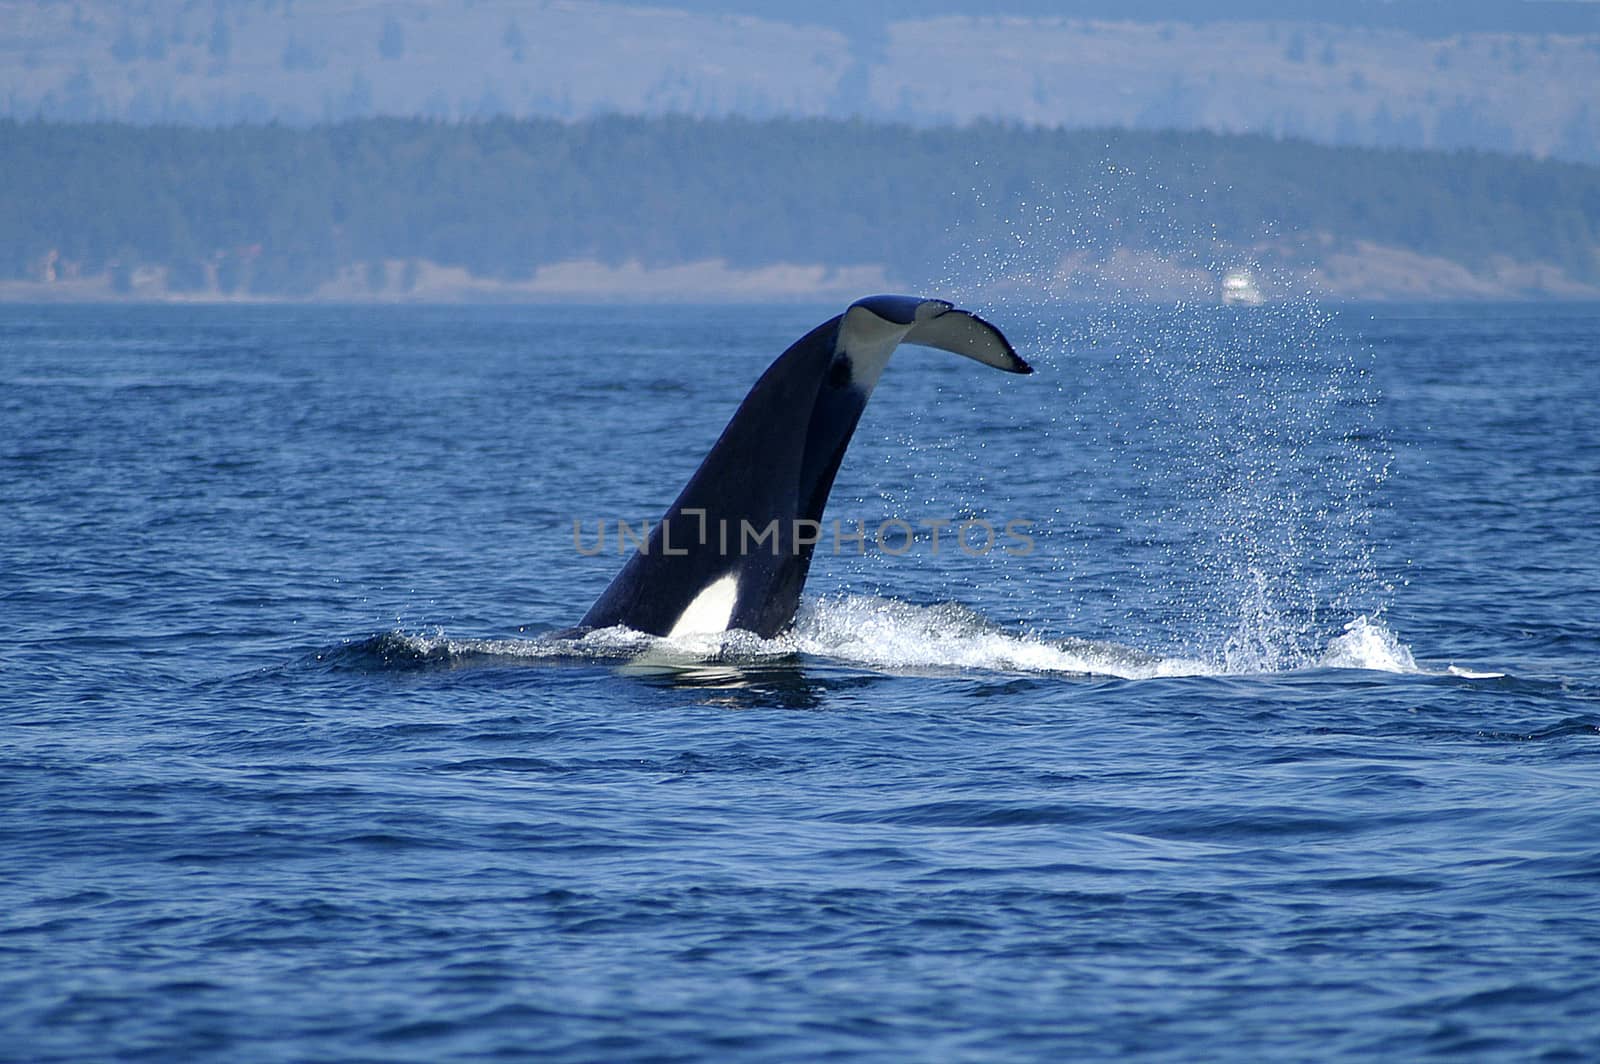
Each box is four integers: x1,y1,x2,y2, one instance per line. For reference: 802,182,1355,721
1317,615,1420,673
343,595,1449,680
788,595,1209,679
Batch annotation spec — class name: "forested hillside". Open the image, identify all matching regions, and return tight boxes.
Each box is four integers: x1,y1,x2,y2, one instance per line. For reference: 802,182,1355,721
3,116,1598,298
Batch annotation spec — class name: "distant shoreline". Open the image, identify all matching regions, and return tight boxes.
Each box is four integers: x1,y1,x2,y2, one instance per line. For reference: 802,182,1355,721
5,250,1596,305
9,119,1599,308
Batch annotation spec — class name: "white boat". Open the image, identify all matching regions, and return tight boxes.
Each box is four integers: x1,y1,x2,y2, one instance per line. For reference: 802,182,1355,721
1221,268,1264,305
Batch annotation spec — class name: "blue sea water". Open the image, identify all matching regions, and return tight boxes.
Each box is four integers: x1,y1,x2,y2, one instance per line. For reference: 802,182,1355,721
3,300,1598,1061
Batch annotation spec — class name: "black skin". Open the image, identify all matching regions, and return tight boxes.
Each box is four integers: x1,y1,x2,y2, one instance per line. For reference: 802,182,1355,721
578,315,865,638
575,298,1029,640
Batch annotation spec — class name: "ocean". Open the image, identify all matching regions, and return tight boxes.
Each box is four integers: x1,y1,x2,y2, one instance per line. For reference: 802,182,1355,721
4,300,1598,1061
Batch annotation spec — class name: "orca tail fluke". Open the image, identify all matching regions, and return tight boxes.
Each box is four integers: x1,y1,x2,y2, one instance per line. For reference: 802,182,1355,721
574,295,1029,640
847,296,1031,374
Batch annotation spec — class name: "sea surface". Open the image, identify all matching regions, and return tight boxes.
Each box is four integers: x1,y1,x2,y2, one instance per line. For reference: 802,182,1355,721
3,300,1598,1061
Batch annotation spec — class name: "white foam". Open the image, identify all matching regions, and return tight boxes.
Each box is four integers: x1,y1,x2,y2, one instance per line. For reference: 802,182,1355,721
1446,664,1507,680
376,596,1460,681
787,595,1211,679
1316,614,1420,673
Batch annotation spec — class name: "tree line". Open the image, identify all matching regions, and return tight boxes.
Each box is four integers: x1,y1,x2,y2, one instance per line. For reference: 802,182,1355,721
2,115,1596,294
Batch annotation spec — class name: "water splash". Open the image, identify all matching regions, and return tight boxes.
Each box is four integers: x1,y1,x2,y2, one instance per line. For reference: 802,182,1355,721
788,594,1209,678
924,171,1393,668
1319,615,1420,673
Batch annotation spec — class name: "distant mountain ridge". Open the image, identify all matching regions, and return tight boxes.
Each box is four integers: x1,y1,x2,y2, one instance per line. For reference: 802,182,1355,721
671,0,1600,36
2,0,1597,163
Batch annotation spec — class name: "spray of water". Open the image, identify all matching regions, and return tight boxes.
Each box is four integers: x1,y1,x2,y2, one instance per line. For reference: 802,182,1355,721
923,167,1395,669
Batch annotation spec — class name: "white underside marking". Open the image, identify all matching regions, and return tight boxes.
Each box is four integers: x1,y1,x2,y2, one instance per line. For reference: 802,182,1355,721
905,308,1020,371
667,574,740,638
838,305,915,392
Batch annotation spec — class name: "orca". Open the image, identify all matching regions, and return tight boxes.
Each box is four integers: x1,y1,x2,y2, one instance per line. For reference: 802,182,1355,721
578,295,1030,639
